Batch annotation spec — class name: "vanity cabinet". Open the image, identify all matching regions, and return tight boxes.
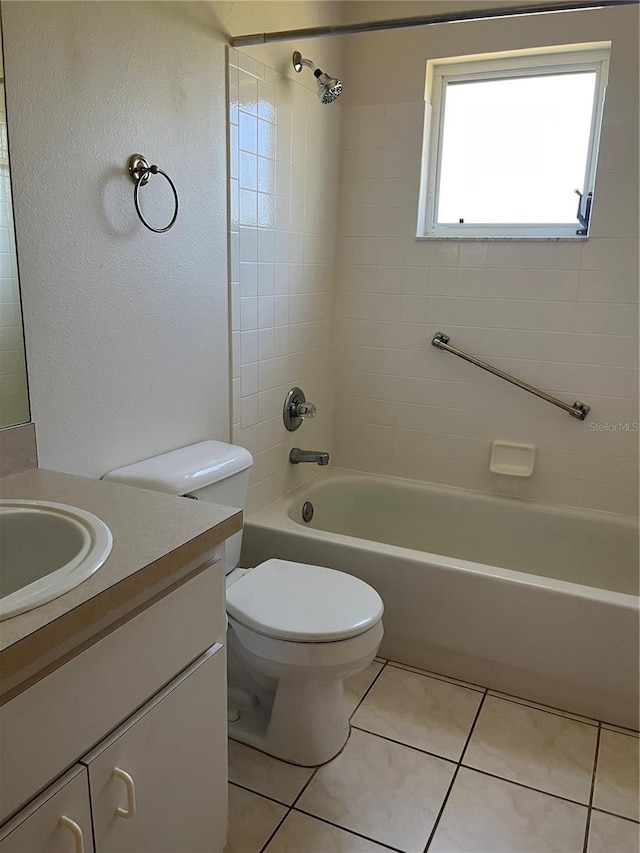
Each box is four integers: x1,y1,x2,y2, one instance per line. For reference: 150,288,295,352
0,557,229,853
0,766,94,853
84,647,227,853
0,648,227,853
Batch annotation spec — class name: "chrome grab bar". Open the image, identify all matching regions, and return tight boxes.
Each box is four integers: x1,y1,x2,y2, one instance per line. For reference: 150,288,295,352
431,332,590,421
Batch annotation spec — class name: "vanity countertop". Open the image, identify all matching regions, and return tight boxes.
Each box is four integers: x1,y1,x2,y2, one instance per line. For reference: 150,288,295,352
0,468,242,698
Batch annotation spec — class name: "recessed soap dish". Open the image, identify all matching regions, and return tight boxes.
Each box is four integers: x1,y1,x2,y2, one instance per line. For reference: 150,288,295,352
490,441,536,477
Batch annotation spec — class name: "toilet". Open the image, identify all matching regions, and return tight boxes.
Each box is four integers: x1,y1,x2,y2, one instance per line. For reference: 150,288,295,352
104,441,384,766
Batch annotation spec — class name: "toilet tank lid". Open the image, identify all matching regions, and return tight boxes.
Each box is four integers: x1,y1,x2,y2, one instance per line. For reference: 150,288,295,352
102,441,253,495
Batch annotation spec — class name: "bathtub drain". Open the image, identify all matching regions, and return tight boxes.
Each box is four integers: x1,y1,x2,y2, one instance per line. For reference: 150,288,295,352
302,501,314,523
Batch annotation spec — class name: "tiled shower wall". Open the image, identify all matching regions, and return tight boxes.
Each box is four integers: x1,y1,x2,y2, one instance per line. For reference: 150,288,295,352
0,89,28,428
331,38,639,517
228,50,340,514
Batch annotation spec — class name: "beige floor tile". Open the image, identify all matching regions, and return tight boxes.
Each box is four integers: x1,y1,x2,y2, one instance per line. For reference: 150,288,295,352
429,767,588,852
464,695,597,803
593,729,640,821
228,739,315,805
351,665,482,760
297,728,455,853
266,811,390,852
344,660,384,716
224,784,287,853
588,811,640,853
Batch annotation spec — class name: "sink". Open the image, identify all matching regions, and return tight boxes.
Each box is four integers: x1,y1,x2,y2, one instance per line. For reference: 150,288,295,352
0,500,113,621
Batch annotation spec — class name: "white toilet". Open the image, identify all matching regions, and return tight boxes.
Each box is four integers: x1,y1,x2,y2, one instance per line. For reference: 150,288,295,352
105,441,384,766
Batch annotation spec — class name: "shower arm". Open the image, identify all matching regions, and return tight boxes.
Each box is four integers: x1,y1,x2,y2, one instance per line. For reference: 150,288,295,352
292,51,318,74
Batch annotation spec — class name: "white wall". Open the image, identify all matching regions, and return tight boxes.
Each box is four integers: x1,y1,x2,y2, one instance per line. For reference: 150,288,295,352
1,1,230,477
332,3,639,516
228,48,341,515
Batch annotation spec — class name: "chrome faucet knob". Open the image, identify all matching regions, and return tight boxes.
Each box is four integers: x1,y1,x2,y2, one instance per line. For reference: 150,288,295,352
283,387,317,431
295,402,316,419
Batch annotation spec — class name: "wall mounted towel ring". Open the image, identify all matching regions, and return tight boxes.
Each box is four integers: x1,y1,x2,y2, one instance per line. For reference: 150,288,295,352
127,154,179,233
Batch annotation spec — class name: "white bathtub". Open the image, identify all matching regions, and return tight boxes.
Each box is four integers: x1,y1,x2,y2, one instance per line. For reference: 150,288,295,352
242,469,639,729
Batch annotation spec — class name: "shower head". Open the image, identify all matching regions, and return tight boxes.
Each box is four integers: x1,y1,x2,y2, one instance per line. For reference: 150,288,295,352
292,50,342,104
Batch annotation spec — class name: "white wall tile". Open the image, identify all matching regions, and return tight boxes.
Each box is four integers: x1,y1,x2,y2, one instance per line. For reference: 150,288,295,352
332,92,638,517
229,37,637,519
229,51,339,515
239,111,257,154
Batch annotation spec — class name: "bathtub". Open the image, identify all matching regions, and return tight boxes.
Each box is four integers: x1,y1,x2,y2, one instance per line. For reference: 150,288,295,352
242,469,639,729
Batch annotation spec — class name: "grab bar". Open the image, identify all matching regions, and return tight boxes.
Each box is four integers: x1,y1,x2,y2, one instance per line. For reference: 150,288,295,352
431,332,590,421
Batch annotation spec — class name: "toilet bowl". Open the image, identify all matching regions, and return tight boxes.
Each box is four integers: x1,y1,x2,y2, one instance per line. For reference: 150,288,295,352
226,559,383,765
104,441,384,765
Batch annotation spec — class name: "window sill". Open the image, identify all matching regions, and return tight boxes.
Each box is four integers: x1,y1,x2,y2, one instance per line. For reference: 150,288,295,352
415,235,589,242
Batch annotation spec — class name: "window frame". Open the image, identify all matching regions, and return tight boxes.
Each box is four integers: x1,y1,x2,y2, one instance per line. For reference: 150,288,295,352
418,43,611,239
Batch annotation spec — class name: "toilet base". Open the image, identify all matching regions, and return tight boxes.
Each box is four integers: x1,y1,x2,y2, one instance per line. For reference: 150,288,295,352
228,677,350,766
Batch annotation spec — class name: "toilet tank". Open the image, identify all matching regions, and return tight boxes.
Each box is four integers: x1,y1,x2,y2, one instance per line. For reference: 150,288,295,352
103,441,253,575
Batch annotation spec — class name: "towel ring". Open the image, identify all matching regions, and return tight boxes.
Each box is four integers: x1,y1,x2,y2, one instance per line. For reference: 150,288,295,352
127,154,179,233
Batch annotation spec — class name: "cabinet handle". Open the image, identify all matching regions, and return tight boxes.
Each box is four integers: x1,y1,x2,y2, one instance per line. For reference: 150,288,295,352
59,816,85,853
112,767,137,819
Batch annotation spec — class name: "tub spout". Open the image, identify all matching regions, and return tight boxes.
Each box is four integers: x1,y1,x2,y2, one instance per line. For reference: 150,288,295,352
290,448,330,466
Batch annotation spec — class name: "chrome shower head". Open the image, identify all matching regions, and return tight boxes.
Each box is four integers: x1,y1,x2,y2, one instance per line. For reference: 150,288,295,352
316,72,343,104
292,50,342,104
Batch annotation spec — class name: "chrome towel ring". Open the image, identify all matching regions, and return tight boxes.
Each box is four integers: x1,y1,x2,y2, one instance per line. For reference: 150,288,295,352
127,154,179,233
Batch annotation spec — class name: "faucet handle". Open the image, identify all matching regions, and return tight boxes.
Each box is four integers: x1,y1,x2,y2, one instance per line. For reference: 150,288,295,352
283,387,317,431
294,401,316,419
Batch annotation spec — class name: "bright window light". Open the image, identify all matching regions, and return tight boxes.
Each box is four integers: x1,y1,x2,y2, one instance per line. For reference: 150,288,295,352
419,44,611,238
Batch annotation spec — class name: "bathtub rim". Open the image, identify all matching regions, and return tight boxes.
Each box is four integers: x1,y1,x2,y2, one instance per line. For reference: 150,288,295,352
246,468,639,611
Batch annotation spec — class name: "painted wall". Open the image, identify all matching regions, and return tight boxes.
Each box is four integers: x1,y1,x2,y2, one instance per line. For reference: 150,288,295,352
1,1,231,477
332,3,639,516
1,0,344,479
228,48,341,515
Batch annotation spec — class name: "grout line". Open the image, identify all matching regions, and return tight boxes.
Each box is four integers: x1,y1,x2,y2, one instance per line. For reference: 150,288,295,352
290,765,321,810
292,808,406,852
423,690,488,852
260,765,322,853
385,659,486,692
599,724,640,739
485,691,599,727
583,725,602,853
460,765,592,809
458,690,488,763
590,807,640,825
350,725,458,767
384,660,603,728
259,806,292,853
228,780,295,809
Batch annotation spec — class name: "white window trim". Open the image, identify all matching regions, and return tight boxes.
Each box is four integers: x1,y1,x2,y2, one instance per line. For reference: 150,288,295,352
417,43,611,239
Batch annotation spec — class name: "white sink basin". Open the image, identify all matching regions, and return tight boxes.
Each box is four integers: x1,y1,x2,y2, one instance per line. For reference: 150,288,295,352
0,500,113,621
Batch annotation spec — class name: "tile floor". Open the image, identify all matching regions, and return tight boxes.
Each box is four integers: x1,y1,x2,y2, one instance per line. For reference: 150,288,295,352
224,659,640,853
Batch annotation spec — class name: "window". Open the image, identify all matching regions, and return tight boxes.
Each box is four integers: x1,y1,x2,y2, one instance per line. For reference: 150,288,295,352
418,43,610,238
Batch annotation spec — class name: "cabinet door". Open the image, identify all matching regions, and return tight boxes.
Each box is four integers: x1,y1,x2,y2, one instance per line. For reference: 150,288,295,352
84,646,227,853
0,766,94,853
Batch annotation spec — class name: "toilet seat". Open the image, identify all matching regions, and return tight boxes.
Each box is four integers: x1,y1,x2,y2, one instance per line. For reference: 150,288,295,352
228,615,384,673
226,559,384,643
